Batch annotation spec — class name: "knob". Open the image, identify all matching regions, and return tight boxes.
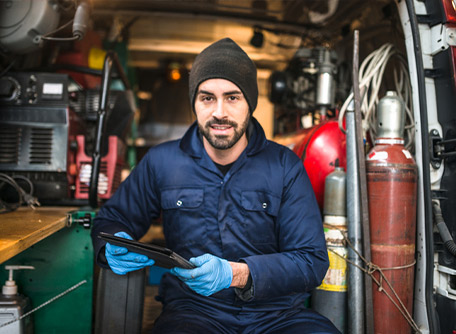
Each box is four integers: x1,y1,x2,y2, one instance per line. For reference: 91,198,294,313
0,76,21,102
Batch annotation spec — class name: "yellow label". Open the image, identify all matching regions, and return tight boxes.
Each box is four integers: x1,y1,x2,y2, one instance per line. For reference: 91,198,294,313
317,248,347,292
88,48,107,70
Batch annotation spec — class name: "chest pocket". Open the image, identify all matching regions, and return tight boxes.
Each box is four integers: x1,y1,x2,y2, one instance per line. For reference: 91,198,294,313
241,191,280,216
161,188,205,247
240,191,281,246
162,188,204,210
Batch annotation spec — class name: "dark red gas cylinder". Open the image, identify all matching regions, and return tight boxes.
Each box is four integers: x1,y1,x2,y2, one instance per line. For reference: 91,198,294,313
366,92,417,334
293,120,346,208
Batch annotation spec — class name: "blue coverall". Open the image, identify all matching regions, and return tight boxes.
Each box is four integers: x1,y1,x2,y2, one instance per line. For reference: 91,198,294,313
91,118,340,333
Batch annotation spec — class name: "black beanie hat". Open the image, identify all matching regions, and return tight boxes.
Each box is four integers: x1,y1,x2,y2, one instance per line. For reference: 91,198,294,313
189,38,258,113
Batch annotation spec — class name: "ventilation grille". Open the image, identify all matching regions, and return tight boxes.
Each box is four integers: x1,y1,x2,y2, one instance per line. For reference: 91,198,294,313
29,128,53,164
0,127,21,164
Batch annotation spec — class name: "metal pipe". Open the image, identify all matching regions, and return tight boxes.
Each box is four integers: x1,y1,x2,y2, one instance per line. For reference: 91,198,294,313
346,102,364,334
352,30,374,334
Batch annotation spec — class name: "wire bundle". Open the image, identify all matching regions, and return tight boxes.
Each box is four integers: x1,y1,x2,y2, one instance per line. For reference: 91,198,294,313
338,43,414,150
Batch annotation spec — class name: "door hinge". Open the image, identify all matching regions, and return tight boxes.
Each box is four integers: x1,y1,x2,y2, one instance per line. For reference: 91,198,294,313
431,24,456,56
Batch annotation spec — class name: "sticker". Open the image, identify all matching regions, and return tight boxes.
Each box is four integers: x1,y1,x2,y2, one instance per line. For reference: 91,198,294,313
402,149,412,160
367,151,388,161
43,83,63,95
317,248,347,292
324,228,345,245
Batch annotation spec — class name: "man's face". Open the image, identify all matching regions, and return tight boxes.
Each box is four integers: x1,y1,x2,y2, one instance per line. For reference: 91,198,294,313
195,78,250,151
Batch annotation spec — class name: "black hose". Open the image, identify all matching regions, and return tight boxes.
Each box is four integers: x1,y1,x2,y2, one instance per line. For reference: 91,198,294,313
89,51,130,208
444,240,456,256
405,0,440,332
433,201,456,256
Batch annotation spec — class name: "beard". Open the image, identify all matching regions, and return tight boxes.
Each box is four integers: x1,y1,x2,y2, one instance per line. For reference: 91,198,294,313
198,115,250,150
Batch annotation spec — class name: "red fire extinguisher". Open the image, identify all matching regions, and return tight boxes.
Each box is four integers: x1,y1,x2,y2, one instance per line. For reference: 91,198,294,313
366,91,417,333
293,120,346,209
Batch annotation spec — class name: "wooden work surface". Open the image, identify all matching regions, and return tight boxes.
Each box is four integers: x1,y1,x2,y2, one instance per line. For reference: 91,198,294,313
0,206,77,264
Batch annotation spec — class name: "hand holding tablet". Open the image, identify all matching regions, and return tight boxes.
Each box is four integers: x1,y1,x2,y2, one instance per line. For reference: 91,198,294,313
98,232,195,270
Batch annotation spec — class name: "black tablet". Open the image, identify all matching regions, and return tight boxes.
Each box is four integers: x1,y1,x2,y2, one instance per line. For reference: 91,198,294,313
98,232,195,269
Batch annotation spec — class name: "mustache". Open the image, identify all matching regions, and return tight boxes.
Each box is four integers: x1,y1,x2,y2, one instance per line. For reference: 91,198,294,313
205,118,238,128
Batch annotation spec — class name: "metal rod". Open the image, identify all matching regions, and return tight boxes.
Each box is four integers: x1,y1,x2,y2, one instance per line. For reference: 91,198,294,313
440,152,456,158
346,101,365,334
440,138,456,145
352,29,374,334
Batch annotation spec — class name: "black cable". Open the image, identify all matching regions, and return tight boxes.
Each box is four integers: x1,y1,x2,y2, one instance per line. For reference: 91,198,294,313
40,19,79,42
58,0,77,12
0,173,40,214
405,0,440,332
0,174,23,214
12,175,34,195
40,36,79,42
0,59,16,78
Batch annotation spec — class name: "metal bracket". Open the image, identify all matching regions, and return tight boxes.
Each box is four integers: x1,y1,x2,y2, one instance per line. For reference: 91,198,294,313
435,265,456,300
431,24,456,55
75,213,93,229
66,213,73,227
66,210,95,229
431,189,448,201
430,129,443,168
430,129,456,169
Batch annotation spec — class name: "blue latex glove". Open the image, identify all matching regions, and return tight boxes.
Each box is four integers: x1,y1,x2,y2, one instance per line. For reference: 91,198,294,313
170,253,233,296
105,231,155,275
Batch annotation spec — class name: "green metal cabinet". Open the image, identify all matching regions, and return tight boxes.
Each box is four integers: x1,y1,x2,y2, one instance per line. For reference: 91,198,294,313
0,212,94,334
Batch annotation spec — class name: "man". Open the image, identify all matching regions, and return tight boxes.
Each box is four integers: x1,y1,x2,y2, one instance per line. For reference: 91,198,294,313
91,38,339,334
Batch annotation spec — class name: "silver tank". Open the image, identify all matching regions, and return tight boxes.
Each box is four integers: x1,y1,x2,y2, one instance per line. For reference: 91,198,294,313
376,91,405,139
323,166,346,218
